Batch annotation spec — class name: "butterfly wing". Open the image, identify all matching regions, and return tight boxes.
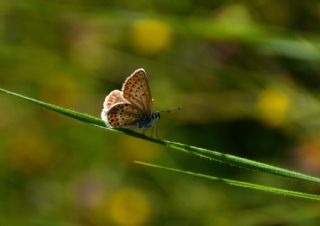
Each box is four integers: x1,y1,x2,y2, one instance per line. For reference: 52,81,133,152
106,103,145,128
122,68,152,115
101,90,127,123
103,90,127,110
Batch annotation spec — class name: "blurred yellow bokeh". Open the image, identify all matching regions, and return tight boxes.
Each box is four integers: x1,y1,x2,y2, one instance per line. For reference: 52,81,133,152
130,19,173,54
216,4,252,25
109,188,151,226
257,88,290,126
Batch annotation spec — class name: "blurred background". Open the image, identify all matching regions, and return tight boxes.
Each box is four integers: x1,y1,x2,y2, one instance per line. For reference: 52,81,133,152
1,1,320,225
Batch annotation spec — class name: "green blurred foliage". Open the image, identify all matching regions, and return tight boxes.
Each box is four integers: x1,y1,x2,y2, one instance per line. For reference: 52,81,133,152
1,1,320,225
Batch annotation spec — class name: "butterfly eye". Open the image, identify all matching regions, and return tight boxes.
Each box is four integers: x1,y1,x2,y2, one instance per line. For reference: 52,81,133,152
152,112,160,120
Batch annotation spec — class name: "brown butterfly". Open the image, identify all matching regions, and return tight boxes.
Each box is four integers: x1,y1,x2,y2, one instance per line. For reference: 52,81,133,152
101,68,160,128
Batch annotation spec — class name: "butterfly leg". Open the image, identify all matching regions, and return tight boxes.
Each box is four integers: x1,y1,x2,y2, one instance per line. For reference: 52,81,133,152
153,125,159,138
149,127,153,138
156,126,159,138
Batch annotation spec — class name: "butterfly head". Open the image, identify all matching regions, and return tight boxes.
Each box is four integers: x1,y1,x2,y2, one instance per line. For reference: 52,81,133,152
151,112,160,121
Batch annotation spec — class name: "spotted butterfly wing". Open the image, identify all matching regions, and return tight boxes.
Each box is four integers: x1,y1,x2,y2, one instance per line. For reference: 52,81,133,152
101,90,126,122
121,68,152,115
103,90,127,110
106,103,145,128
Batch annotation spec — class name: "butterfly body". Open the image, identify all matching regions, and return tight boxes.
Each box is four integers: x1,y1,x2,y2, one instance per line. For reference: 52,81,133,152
101,68,160,129
135,112,160,129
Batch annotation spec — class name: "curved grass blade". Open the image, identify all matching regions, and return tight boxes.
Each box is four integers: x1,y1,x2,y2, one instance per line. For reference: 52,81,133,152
135,161,320,201
161,141,320,184
1,87,320,184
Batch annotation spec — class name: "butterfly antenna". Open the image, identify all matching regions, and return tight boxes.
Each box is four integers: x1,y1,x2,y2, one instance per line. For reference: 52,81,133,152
157,107,182,113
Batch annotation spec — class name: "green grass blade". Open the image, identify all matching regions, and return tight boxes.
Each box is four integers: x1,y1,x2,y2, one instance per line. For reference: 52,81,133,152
1,87,320,184
0,88,105,127
161,141,320,184
135,161,320,201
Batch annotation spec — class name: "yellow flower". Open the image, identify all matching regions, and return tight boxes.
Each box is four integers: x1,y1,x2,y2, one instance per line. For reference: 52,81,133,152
109,188,151,226
130,19,173,54
257,88,290,126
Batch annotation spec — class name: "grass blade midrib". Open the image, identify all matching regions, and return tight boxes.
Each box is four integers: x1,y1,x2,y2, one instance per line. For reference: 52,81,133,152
1,87,320,184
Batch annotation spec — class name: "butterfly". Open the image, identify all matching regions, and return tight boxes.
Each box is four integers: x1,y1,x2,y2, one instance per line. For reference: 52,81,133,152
101,68,161,129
